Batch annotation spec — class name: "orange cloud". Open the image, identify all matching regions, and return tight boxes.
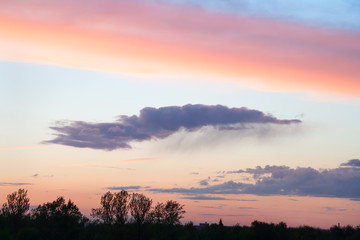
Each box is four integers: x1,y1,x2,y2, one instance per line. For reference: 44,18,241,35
0,0,359,96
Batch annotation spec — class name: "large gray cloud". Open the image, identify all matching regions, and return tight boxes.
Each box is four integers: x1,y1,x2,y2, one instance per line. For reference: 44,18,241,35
150,162,360,200
44,104,301,150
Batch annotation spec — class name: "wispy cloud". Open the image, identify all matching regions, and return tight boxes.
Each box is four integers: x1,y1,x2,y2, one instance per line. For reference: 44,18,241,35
122,158,160,163
322,206,347,212
199,205,226,209
44,104,300,150
31,173,53,178
180,195,230,201
0,182,32,186
238,207,256,209
288,198,299,202
107,186,145,191
0,145,47,150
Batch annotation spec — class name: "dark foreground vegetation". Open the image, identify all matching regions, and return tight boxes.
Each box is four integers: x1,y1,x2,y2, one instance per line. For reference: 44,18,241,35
0,189,359,240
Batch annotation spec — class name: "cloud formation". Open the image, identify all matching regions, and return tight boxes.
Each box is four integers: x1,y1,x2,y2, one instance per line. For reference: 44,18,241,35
45,104,300,150
341,159,360,167
150,161,360,200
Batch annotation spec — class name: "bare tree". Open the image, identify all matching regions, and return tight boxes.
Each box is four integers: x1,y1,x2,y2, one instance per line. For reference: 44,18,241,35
1,189,30,218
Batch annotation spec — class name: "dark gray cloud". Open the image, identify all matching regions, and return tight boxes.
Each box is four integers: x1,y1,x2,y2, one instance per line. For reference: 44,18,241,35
0,182,32,186
44,104,301,150
341,159,360,167
150,162,360,200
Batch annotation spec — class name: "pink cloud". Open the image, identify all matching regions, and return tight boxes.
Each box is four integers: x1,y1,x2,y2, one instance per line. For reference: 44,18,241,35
0,0,359,96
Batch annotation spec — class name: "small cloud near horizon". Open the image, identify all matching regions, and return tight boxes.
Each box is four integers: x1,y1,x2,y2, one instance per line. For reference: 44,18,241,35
322,206,347,212
0,182,32,186
107,186,150,191
0,145,49,150
149,160,360,200
122,158,160,163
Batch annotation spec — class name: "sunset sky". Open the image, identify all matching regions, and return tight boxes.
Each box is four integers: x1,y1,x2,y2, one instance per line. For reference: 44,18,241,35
1,0,360,228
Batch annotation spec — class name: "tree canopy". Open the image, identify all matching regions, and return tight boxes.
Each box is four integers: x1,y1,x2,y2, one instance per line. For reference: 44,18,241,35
1,189,29,218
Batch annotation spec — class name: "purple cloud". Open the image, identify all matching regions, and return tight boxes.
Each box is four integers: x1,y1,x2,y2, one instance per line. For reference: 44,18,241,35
340,159,360,167
44,104,301,150
150,161,360,200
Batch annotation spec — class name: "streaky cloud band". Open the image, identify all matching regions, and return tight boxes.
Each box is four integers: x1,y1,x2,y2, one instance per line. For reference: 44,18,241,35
148,161,360,200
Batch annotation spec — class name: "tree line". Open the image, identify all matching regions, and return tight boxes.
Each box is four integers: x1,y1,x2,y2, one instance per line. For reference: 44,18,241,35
0,188,185,240
0,189,359,240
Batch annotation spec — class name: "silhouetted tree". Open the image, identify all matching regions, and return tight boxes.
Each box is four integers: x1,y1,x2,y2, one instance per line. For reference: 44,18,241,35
163,200,185,225
91,191,114,224
32,196,84,240
150,202,165,224
1,189,30,232
1,189,30,218
129,193,152,240
112,190,130,225
91,190,130,225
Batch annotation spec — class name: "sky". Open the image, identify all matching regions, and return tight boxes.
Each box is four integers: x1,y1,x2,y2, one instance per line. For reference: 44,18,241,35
1,0,360,228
